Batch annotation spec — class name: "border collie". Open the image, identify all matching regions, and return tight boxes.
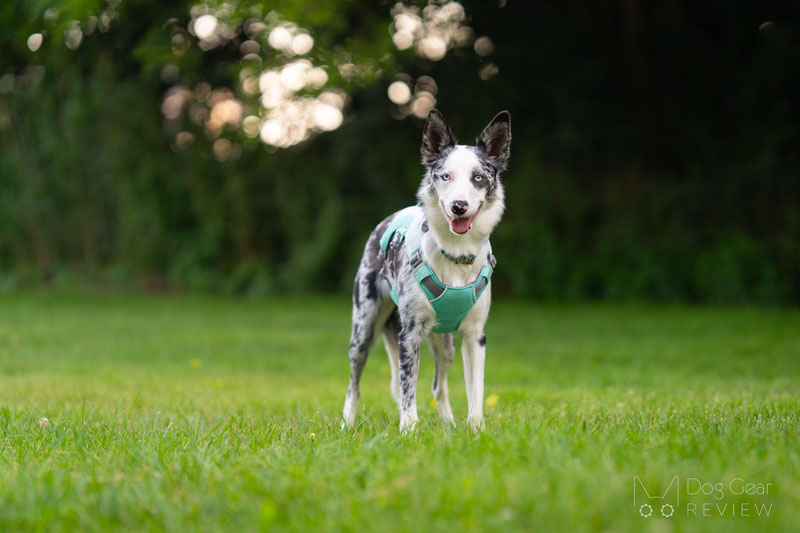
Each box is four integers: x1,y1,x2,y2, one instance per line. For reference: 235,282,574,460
343,109,511,431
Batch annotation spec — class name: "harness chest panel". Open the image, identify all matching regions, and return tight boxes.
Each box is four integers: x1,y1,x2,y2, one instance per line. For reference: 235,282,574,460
379,206,495,333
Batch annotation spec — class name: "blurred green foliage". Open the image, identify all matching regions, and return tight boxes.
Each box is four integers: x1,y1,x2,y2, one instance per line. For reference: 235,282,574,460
1,1,799,303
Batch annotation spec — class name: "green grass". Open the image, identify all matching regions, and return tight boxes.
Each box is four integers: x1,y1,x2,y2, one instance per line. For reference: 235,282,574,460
1,293,799,532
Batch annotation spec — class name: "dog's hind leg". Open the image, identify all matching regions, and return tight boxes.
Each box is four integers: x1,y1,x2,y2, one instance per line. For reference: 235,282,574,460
382,308,402,407
343,292,392,428
428,333,456,426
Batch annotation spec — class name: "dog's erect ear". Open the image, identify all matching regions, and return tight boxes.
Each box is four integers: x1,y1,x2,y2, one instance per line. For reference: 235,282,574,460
477,111,511,170
421,109,456,165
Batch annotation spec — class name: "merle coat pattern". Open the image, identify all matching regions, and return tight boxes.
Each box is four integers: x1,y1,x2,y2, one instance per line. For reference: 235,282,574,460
343,109,511,432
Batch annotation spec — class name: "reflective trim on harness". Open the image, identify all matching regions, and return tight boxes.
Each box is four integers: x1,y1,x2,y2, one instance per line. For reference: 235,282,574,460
379,207,495,333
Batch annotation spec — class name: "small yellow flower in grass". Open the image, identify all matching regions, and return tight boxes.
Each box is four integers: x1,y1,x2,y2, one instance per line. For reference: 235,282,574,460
486,394,499,407
429,399,437,408
39,417,49,427
191,358,203,368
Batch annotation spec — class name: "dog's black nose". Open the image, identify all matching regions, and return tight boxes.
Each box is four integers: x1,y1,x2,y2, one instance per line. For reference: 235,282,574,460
450,200,468,216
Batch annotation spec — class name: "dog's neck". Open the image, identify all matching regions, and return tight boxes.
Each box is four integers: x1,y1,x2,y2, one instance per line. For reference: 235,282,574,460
419,207,492,287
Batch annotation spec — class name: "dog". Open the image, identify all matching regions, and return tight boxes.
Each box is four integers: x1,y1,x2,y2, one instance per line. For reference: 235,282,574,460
342,109,511,431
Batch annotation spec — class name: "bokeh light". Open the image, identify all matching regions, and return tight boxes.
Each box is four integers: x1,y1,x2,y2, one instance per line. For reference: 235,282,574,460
164,8,350,150
388,81,411,104
473,36,495,56
212,138,232,161
241,115,260,138
419,36,446,61
175,131,194,148
27,33,43,52
165,2,488,149
414,76,437,95
64,21,83,50
268,26,292,51
478,63,499,81
386,2,495,114
411,91,435,118
389,2,472,61
389,73,438,119
194,14,217,40
291,33,314,55
188,5,237,51
161,87,191,120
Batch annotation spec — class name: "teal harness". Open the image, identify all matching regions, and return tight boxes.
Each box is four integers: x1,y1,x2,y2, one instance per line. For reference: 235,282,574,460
379,206,496,333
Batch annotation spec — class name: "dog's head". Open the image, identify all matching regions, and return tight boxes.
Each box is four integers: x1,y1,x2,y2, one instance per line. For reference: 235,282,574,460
417,109,510,245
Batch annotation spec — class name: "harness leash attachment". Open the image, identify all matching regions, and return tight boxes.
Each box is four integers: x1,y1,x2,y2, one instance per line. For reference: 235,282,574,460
380,206,495,333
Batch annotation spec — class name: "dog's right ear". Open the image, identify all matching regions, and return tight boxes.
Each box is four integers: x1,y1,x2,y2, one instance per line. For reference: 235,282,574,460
421,109,456,166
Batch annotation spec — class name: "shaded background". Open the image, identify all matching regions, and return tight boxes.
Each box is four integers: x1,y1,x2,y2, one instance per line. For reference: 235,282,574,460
1,0,798,303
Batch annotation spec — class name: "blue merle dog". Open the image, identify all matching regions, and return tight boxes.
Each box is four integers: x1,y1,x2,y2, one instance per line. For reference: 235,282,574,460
343,109,511,432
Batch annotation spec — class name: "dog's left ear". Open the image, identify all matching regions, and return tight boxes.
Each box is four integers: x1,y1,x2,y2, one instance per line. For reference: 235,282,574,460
477,111,511,170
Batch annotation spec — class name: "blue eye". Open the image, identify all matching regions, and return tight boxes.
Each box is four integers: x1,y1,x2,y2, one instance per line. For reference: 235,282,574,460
473,175,484,182
440,173,451,181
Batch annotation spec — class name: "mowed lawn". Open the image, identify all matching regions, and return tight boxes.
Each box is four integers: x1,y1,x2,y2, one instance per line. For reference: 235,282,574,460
1,293,799,532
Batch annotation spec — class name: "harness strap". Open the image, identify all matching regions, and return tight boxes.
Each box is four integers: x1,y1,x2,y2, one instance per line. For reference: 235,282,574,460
408,249,493,303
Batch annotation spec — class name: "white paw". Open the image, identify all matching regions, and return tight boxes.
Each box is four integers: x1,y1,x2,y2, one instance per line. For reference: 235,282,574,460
468,416,485,433
436,404,456,426
399,412,418,433
342,398,358,428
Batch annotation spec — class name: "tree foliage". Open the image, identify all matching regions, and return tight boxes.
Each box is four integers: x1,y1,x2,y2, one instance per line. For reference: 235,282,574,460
1,1,799,303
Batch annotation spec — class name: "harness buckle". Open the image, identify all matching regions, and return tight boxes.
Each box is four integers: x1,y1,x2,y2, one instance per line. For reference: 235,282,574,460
488,253,497,269
409,250,423,269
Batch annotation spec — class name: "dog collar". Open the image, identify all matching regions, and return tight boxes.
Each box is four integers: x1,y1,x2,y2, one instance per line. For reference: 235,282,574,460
440,249,476,265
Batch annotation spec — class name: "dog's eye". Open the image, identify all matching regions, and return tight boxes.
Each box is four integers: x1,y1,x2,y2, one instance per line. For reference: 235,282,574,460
440,173,451,181
473,174,484,182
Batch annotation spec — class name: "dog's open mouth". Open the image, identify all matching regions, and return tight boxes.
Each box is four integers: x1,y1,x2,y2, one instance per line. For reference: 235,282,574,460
442,201,482,234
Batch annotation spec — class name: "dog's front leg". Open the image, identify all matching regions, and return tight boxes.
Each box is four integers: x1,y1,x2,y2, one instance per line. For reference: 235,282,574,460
462,332,487,431
397,321,426,432
429,333,456,426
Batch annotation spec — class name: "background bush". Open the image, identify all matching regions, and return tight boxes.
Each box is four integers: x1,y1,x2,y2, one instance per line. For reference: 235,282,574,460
1,0,798,303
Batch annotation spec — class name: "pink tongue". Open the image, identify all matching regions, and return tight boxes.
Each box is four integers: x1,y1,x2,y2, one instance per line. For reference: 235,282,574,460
450,217,471,234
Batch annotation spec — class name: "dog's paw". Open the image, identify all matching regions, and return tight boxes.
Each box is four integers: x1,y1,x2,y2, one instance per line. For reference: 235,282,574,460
342,399,358,428
398,412,418,433
438,410,456,428
436,403,456,427
468,416,485,433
